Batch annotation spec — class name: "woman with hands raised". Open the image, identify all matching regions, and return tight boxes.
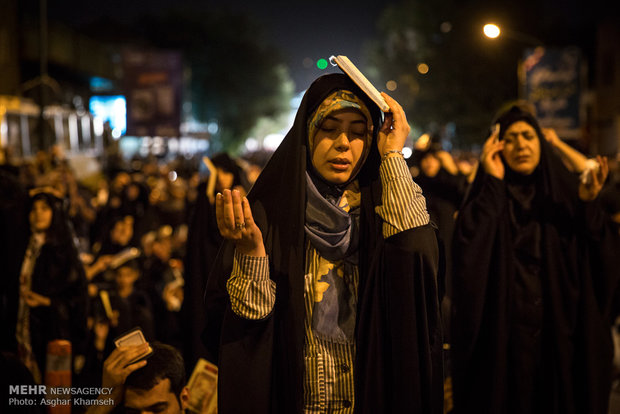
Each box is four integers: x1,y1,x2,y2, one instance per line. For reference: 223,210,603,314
205,74,442,414
452,105,620,414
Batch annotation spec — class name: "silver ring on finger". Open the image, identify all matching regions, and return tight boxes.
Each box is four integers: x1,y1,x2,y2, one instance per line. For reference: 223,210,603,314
235,222,245,231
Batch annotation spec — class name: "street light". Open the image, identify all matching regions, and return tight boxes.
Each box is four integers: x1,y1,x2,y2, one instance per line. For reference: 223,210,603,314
483,23,500,39
482,23,543,47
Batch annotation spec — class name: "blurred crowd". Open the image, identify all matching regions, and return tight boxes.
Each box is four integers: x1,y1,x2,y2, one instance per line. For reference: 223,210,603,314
1,102,619,412
0,145,269,410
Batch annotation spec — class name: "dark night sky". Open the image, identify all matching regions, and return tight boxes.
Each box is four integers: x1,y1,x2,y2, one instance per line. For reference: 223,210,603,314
44,0,614,91
48,0,400,90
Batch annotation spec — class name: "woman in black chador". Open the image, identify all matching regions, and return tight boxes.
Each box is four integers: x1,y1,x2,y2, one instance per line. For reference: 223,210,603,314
451,106,620,414
15,190,87,382
204,73,443,413
183,152,247,371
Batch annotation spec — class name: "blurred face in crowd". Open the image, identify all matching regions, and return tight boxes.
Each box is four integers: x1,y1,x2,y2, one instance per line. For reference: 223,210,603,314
457,158,474,176
124,378,189,414
501,121,541,175
153,237,172,262
30,199,53,233
112,172,131,193
420,153,441,177
246,164,262,185
126,183,141,202
216,168,234,192
115,265,139,293
311,109,368,184
111,216,134,246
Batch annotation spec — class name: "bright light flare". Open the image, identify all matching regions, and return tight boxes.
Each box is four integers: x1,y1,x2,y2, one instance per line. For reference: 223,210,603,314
483,23,501,39
415,133,430,150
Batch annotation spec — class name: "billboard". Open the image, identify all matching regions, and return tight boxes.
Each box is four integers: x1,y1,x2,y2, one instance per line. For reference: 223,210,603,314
522,47,584,139
122,50,182,137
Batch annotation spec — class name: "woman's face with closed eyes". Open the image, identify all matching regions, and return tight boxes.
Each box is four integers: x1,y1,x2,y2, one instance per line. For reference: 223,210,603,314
311,109,368,184
502,121,541,175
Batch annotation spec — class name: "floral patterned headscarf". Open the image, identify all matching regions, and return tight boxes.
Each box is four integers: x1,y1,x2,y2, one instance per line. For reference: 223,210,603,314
307,90,373,184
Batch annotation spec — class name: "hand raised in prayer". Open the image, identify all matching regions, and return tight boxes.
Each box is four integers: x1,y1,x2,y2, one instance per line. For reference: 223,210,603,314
377,92,410,157
480,125,505,180
579,155,608,201
216,189,266,257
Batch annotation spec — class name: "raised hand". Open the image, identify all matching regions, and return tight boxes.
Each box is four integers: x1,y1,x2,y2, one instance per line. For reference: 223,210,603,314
543,128,560,147
86,343,150,412
579,155,608,201
480,125,505,180
215,189,266,257
377,92,410,157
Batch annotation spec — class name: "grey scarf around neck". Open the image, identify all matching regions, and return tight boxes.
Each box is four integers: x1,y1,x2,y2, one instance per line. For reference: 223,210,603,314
305,172,359,344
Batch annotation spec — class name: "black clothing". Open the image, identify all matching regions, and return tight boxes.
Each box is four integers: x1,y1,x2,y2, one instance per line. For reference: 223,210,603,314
414,169,467,300
451,121,620,413
108,289,155,340
181,180,222,371
204,74,443,414
0,168,29,353
0,351,45,413
10,192,88,371
141,256,182,349
28,241,88,369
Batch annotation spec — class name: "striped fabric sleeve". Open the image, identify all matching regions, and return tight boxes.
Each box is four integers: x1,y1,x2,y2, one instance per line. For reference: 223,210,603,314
225,250,275,320
375,155,430,238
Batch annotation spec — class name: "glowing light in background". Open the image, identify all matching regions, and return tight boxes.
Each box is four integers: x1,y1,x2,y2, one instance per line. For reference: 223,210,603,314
89,95,127,135
316,58,329,70
263,133,285,151
483,23,501,39
440,22,452,33
415,133,431,150
207,121,219,135
168,171,178,182
402,147,413,159
245,137,259,152
93,117,104,136
386,80,398,91
417,63,429,75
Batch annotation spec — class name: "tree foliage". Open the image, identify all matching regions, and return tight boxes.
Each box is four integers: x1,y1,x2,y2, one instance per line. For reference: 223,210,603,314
368,0,524,149
135,9,294,154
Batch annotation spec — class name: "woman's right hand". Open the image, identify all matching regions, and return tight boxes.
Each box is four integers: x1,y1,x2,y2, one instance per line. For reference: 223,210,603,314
216,189,266,257
480,125,505,180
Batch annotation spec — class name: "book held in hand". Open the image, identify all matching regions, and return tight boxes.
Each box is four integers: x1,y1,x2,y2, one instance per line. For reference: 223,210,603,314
187,358,218,413
113,327,153,365
329,55,390,112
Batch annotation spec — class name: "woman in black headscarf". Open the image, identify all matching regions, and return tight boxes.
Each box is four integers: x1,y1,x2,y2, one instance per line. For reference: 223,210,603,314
15,189,88,382
451,106,620,414
204,73,443,413
182,152,247,371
